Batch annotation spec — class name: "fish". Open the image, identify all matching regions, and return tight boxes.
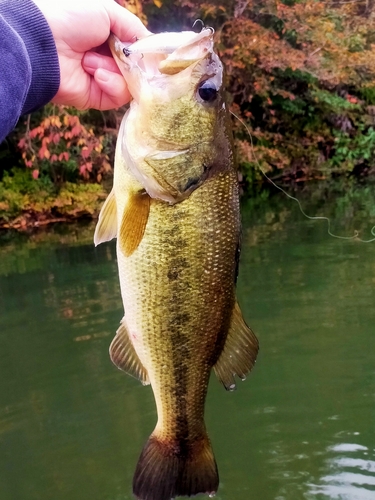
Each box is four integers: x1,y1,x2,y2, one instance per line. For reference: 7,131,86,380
94,27,259,500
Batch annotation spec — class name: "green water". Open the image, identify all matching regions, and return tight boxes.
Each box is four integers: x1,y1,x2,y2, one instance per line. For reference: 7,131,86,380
0,190,374,500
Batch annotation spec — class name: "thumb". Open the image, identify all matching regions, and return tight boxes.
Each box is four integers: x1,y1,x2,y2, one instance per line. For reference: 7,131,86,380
94,68,132,108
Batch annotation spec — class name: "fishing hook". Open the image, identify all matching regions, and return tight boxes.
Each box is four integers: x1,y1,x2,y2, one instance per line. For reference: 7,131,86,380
192,19,205,30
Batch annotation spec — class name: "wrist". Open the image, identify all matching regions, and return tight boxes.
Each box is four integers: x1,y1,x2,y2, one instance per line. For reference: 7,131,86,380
4,0,60,114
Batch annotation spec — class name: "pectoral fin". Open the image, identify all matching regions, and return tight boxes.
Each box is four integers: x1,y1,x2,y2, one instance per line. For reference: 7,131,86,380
119,191,150,257
109,320,150,385
214,301,259,391
94,189,117,246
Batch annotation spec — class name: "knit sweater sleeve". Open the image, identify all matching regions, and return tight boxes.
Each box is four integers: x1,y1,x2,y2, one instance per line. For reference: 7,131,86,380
0,0,60,143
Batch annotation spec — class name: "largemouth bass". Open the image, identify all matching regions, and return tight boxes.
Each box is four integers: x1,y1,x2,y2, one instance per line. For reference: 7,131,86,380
94,27,259,500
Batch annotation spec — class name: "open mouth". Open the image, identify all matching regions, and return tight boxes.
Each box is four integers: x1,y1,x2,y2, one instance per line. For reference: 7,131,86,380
109,29,214,78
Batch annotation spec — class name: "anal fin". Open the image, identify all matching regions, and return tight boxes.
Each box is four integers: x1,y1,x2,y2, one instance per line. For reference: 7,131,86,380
109,320,150,386
119,191,150,257
214,301,259,391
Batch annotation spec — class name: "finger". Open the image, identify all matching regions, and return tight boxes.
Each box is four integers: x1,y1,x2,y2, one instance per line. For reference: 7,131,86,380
107,1,151,42
93,68,132,109
83,52,121,76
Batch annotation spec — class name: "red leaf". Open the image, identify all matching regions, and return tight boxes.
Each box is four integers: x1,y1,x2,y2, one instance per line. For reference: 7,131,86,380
81,147,90,159
39,146,46,160
71,125,82,137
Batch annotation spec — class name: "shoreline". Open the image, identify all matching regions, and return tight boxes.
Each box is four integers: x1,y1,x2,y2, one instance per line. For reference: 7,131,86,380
0,211,99,231
0,181,106,231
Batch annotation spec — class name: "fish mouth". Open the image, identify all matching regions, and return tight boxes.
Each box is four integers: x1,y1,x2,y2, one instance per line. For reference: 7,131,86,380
108,29,215,99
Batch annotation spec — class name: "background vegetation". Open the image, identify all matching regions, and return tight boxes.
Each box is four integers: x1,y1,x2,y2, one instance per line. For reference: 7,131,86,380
1,0,375,227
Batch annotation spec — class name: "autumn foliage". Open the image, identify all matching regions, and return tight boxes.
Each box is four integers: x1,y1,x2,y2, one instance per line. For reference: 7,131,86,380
145,0,375,182
2,0,375,227
12,0,375,187
17,106,112,185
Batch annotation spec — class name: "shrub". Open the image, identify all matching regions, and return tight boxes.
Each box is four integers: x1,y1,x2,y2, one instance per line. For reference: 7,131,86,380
17,105,113,186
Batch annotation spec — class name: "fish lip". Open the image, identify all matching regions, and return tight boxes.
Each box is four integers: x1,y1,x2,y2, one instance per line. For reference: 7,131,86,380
124,28,214,56
108,29,214,77
108,33,132,68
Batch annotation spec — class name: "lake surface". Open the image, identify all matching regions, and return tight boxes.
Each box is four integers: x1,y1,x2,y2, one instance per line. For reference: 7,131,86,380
0,188,374,500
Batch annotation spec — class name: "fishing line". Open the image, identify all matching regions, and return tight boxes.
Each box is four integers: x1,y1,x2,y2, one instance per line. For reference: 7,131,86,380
231,111,375,243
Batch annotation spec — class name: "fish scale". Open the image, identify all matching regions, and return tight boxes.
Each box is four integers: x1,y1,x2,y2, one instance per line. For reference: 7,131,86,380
119,171,240,431
112,170,248,498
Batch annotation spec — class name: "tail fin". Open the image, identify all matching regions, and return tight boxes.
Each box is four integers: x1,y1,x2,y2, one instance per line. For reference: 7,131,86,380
132,433,218,500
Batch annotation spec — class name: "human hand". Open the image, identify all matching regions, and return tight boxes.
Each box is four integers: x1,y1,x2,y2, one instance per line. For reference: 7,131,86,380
33,0,150,110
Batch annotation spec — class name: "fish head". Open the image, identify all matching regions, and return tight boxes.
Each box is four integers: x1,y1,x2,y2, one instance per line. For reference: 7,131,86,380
109,29,232,203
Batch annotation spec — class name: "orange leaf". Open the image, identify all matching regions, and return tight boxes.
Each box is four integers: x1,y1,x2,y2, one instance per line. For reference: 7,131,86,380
69,115,79,127
30,126,43,139
51,116,62,128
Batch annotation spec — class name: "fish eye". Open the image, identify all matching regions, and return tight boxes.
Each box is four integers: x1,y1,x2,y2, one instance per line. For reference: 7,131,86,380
198,81,218,103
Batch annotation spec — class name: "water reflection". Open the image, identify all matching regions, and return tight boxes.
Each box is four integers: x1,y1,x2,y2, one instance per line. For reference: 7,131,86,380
307,442,375,499
0,191,374,500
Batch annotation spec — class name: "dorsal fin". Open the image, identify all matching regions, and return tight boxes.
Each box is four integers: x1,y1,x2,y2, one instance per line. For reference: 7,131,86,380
109,320,150,385
94,189,117,246
214,301,259,391
119,191,150,257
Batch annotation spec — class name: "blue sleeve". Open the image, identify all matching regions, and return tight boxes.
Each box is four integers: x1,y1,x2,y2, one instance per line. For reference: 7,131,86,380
0,0,60,143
